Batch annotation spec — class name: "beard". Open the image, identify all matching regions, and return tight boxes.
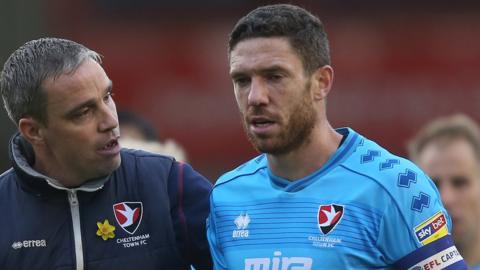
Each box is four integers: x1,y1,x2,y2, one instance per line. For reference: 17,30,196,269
242,81,317,155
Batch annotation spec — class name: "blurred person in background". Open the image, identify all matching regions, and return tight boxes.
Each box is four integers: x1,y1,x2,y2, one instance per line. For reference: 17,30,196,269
118,110,159,142
206,4,467,269
121,137,188,162
0,37,212,270
409,114,480,269
118,110,188,162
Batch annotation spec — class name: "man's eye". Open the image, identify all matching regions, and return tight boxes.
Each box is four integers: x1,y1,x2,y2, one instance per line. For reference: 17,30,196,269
451,176,469,189
104,92,114,102
74,108,90,118
267,74,283,81
234,77,250,87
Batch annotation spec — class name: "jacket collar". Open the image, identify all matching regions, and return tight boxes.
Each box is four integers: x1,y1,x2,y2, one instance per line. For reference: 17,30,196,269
9,132,110,196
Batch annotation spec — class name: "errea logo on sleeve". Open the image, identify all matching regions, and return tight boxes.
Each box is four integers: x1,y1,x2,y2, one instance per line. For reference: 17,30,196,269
11,239,47,250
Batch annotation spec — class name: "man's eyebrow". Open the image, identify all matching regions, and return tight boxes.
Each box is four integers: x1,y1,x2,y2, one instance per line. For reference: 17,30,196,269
230,70,246,79
259,66,288,74
65,98,96,118
105,80,113,94
231,65,288,77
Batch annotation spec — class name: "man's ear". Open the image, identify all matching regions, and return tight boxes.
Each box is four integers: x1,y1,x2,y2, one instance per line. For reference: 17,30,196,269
311,65,334,101
18,117,46,146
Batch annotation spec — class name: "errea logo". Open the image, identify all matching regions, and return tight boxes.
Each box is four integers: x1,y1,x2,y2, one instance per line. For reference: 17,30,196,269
235,213,250,229
233,213,250,238
11,239,47,250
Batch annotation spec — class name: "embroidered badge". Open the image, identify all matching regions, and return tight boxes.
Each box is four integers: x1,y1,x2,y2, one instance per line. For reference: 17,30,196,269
113,202,143,234
317,204,344,235
96,219,116,241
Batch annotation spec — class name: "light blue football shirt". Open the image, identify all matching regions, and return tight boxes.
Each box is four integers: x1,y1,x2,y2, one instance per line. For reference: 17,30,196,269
207,128,467,269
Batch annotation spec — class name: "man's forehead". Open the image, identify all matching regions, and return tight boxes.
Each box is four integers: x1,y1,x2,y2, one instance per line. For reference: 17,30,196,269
41,60,111,111
231,37,294,57
45,58,103,81
229,37,301,74
420,140,480,176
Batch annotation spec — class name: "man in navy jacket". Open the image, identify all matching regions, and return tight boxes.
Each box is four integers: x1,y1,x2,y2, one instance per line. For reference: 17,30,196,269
0,37,213,270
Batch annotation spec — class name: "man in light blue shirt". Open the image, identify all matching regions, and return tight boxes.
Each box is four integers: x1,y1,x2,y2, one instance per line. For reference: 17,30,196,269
207,4,467,269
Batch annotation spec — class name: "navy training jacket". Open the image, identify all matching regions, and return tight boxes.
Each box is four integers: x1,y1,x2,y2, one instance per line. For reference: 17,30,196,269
0,133,213,270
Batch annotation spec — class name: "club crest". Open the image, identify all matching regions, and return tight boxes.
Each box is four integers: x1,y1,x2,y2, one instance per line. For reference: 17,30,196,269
113,202,143,235
317,204,344,235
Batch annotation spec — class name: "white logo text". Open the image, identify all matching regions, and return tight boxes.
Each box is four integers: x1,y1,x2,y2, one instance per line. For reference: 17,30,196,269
116,233,150,248
12,239,47,250
245,251,312,270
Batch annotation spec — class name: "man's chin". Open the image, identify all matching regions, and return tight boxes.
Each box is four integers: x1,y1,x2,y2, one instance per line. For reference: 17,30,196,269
252,141,287,155
99,157,121,176
111,157,121,171
249,137,276,153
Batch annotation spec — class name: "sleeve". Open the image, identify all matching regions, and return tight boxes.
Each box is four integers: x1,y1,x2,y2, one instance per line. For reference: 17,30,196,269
376,170,467,269
168,161,213,270
206,192,228,270
394,235,466,270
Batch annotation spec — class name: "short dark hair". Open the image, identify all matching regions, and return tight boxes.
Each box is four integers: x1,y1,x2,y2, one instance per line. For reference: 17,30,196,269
228,4,330,74
408,114,480,162
0,37,101,126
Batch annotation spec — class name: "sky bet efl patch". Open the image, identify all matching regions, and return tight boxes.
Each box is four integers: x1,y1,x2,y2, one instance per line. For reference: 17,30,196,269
414,212,448,245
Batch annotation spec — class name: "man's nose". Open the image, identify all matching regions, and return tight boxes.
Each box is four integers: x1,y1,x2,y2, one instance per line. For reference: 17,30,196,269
247,77,269,106
99,104,118,132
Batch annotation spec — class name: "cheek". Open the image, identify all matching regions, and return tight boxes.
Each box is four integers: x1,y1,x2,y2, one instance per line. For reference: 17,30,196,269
46,131,84,155
234,92,247,111
109,100,118,114
455,189,480,210
467,184,480,201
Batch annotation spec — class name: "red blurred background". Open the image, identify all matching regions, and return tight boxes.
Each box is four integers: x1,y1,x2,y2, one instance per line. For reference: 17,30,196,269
1,0,480,181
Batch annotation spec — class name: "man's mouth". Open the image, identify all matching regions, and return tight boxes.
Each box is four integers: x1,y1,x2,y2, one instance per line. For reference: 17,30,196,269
251,118,275,127
97,138,121,156
101,139,118,150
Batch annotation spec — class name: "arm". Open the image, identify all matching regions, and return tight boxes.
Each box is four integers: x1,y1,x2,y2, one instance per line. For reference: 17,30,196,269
377,171,467,269
168,161,213,270
206,193,228,270
394,235,466,269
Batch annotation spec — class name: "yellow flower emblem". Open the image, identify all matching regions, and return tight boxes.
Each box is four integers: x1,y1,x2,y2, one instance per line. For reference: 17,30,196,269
96,219,115,241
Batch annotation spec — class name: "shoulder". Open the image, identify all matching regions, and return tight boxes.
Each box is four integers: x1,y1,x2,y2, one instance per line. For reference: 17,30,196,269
115,149,176,182
214,154,267,188
0,168,16,189
344,132,449,242
120,148,174,167
119,148,210,183
341,130,444,222
342,134,438,204
121,147,175,162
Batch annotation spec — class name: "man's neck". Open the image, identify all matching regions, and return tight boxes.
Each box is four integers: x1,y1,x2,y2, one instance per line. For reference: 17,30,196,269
33,155,84,188
267,124,342,181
